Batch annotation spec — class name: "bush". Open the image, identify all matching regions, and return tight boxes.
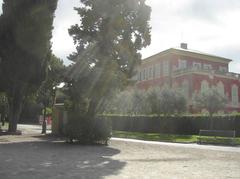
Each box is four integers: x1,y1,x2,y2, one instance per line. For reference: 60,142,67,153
65,111,112,144
104,88,150,115
105,86,187,115
104,115,240,137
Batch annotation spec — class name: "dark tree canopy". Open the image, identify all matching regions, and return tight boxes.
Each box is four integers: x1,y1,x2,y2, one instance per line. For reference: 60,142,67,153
67,0,151,114
0,0,58,132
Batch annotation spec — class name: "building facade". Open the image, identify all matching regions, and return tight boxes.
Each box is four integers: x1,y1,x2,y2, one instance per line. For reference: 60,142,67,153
136,43,240,112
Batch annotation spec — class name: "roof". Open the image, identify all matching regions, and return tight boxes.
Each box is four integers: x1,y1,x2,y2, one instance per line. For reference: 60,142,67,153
142,47,232,64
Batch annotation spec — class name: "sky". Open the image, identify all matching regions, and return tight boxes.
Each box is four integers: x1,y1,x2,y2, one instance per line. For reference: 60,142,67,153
0,0,240,73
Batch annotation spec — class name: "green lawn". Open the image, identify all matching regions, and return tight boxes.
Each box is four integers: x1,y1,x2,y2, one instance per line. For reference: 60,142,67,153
112,130,240,145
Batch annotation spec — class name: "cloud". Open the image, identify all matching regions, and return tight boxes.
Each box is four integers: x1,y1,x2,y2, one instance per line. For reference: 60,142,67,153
229,61,240,74
1,0,240,73
179,0,240,23
51,0,80,64
0,0,2,15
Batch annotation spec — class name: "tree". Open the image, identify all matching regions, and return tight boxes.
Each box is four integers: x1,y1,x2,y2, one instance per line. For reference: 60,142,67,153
147,87,161,115
37,54,65,134
159,87,187,116
0,0,58,132
0,92,8,126
105,89,150,115
146,86,187,116
65,0,151,142
193,87,227,129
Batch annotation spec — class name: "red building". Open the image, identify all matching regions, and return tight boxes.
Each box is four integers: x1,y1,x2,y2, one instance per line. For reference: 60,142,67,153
136,43,240,112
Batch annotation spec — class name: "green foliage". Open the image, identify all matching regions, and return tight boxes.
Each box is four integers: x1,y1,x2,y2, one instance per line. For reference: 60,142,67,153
20,97,42,123
37,54,65,108
105,86,187,115
0,0,58,132
158,87,187,115
65,112,112,144
64,0,151,142
41,107,52,116
105,88,150,115
193,87,227,116
112,130,240,145
113,131,198,143
66,0,151,110
106,115,240,137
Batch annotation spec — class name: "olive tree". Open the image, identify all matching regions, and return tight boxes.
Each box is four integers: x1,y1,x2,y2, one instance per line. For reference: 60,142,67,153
193,87,227,129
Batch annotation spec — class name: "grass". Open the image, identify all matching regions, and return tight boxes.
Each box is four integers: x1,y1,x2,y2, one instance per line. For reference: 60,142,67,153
112,130,240,145
112,131,198,143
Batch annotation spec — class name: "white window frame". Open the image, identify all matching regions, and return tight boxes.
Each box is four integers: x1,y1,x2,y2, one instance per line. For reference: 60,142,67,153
145,68,148,80
203,64,212,70
182,80,189,99
201,80,209,92
155,63,161,77
217,81,225,96
232,84,239,107
163,61,169,76
219,66,227,72
149,66,153,79
143,69,146,80
193,62,201,70
178,59,187,69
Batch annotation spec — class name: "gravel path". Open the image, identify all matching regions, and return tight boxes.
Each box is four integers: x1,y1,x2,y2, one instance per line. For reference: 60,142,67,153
0,125,239,179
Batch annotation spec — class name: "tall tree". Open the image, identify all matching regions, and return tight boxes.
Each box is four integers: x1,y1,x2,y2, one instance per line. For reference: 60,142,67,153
65,0,151,141
0,0,58,132
68,0,151,112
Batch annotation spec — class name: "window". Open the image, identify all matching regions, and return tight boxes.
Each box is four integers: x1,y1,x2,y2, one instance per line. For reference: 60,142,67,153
219,66,227,72
149,66,153,79
145,68,148,80
178,59,187,69
193,62,201,69
143,69,146,80
163,61,169,76
155,63,161,77
201,80,209,92
217,81,224,96
138,71,141,81
182,80,189,99
232,84,239,106
153,65,156,78
203,64,212,70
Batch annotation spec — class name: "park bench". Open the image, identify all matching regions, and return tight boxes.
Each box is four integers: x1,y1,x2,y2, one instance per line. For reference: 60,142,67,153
197,129,236,145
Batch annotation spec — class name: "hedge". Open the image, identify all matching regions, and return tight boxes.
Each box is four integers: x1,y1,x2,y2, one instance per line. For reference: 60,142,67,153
101,115,240,137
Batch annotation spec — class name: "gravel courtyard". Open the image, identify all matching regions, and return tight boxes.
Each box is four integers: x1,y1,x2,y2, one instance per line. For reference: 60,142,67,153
0,125,239,179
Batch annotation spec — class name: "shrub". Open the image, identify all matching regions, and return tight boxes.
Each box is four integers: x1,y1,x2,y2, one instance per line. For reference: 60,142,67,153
105,88,150,115
193,87,227,116
105,86,187,115
106,115,240,137
65,111,112,144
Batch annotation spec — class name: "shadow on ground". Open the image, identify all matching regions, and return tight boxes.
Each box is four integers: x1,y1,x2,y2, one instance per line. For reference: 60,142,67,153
0,137,126,179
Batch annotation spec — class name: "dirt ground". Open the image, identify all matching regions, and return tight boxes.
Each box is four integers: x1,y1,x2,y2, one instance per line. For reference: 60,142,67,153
0,125,239,179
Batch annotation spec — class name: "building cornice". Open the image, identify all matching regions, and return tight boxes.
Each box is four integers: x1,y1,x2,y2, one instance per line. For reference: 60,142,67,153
142,48,232,65
174,70,240,81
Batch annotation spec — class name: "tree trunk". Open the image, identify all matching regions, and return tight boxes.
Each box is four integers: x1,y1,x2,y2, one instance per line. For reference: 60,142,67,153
8,86,25,133
41,106,47,134
8,96,23,133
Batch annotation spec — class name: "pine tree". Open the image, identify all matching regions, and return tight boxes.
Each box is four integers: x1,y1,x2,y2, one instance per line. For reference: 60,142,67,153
68,0,151,114
65,0,151,142
0,0,58,132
